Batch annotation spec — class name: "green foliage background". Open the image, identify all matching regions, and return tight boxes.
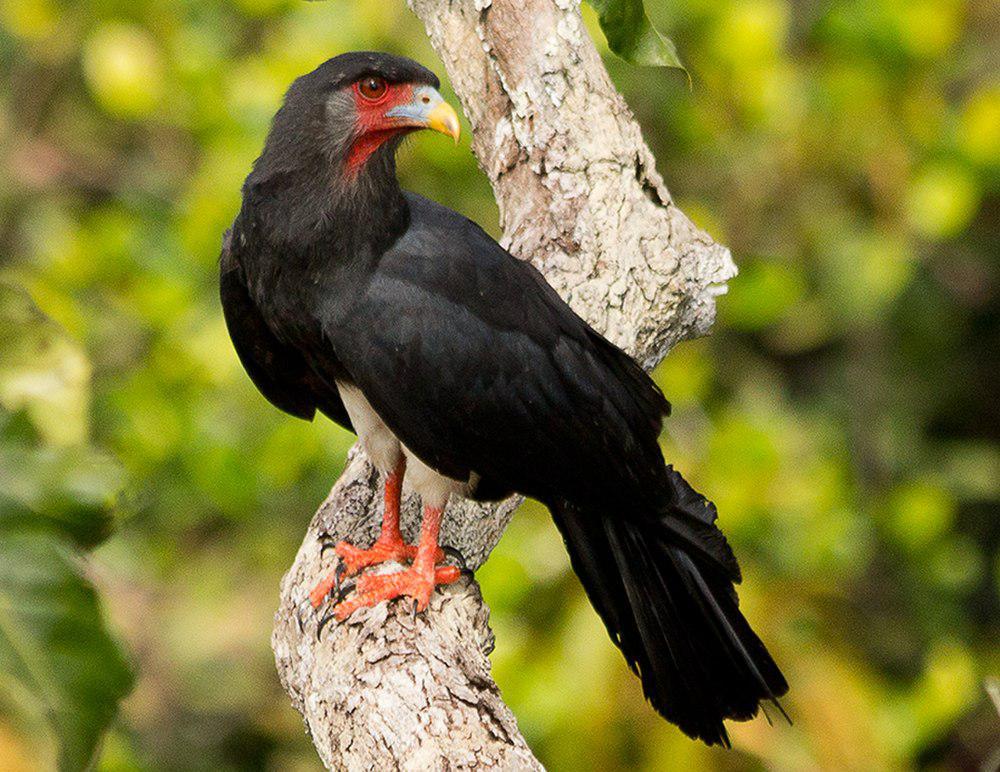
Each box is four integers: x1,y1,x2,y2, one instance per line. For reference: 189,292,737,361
1,0,997,769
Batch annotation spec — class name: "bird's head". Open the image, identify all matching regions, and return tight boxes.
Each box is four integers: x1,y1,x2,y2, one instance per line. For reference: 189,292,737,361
250,52,460,195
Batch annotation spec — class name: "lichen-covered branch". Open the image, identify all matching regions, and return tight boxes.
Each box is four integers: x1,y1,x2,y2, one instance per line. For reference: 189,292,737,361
272,0,736,768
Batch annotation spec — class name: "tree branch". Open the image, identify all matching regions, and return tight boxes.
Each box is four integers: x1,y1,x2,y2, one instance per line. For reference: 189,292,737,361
271,0,736,767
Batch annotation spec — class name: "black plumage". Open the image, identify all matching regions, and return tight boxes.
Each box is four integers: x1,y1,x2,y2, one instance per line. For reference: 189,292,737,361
221,51,788,746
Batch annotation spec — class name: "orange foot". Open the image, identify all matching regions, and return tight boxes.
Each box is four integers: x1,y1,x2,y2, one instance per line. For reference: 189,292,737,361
334,539,445,576
308,537,447,608
332,564,461,620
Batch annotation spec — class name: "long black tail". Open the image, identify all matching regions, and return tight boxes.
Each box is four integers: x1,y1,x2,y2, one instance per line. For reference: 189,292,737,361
550,467,788,746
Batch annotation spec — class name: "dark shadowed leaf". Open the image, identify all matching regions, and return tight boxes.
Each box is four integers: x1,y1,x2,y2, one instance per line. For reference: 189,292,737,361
0,497,133,771
0,442,122,550
585,0,686,73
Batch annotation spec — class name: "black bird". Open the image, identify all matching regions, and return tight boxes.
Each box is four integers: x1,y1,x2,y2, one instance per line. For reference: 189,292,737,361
220,51,788,746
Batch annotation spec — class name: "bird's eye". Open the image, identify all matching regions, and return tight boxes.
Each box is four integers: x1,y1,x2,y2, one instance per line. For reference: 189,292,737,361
357,76,388,101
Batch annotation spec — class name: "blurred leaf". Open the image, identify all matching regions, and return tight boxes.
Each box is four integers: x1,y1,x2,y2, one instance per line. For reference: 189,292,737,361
958,86,1000,167
0,497,133,772
0,284,90,447
720,259,805,331
710,0,788,68
0,0,58,41
912,639,979,741
0,443,122,550
905,162,982,240
893,0,962,59
928,536,984,591
585,0,686,73
886,480,955,553
0,284,131,770
82,22,164,118
652,339,712,406
0,284,122,548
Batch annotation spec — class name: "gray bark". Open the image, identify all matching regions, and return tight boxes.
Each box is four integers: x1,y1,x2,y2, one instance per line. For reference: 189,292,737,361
272,0,736,768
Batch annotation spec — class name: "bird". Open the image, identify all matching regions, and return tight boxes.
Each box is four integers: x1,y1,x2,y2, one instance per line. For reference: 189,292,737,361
220,51,788,746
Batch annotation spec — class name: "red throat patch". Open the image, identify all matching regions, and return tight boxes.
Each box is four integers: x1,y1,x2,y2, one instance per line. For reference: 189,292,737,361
345,82,415,177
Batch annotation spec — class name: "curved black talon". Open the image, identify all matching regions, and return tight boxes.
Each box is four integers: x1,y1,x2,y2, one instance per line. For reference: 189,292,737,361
411,599,419,622
333,577,356,604
333,561,349,597
295,599,308,633
316,611,337,640
319,537,337,558
314,577,356,641
441,545,469,572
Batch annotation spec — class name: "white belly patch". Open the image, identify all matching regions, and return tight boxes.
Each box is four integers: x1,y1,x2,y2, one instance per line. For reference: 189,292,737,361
335,381,471,508
336,381,402,473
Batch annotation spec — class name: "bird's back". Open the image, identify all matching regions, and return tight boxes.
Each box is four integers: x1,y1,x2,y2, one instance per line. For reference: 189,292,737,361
320,192,673,510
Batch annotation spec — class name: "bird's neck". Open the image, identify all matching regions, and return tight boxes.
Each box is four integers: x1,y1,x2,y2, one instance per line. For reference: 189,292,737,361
242,142,408,257
328,144,409,251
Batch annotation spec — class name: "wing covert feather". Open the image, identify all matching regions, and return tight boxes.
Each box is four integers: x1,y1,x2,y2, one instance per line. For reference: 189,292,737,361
324,195,669,506
220,232,352,429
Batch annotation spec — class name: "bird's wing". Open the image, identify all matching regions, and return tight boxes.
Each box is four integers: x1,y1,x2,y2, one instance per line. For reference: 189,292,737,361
321,195,669,507
220,231,352,429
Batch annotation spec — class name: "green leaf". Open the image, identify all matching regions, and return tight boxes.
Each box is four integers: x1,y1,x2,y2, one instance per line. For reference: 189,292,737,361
585,0,687,73
0,443,122,550
0,283,132,771
0,497,133,772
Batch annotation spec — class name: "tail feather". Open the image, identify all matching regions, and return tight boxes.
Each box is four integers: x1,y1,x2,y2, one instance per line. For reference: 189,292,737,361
550,468,788,746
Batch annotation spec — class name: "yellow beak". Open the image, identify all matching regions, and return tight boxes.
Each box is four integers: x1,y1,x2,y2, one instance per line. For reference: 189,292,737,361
425,100,461,144
386,86,461,144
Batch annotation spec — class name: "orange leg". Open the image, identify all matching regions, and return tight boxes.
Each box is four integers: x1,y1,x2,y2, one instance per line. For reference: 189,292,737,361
332,504,460,620
309,462,443,608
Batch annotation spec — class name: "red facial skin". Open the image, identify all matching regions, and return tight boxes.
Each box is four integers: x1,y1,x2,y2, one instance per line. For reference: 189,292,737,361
345,82,416,177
